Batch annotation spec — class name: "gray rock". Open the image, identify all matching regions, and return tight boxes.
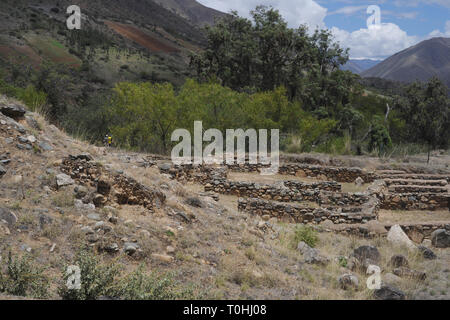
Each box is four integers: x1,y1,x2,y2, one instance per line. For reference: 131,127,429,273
387,225,417,250
389,254,409,268
374,285,406,300
87,213,101,221
338,274,359,290
38,141,53,151
355,177,364,186
158,163,172,171
383,273,402,286
297,241,329,265
352,245,381,264
418,246,436,260
56,173,74,187
124,242,139,255
16,143,32,150
0,164,6,178
81,226,95,235
0,208,17,226
103,243,119,254
185,197,203,208
74,185,88,199
431,229,450,248
393,267,426,281
0,104,26,119
70,153,93,161
4,137,13,144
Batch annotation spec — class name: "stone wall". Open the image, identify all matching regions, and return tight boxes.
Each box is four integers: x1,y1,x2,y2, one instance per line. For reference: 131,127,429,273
159,163,227,185
61,157,165,211
381,193,450,211
204,180,340,202
237,198,378,224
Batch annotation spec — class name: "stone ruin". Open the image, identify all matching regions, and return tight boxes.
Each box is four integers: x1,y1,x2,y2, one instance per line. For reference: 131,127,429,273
60,155,166,211
158,160,449,239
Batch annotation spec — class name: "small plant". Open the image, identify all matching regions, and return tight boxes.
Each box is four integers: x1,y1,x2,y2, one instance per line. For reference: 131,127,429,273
51,190,74,208
291,225,319,248
58,247,121,300
0,251,49,298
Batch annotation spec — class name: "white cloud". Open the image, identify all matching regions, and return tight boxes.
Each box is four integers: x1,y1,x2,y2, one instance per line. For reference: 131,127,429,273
199,0,425,59
331,23,418,59
428,20,450,37
197,0,327,29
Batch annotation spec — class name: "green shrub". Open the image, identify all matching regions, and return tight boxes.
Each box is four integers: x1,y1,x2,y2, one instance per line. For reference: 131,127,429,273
291,225,318,248
0,251,49,298
115,265,196,300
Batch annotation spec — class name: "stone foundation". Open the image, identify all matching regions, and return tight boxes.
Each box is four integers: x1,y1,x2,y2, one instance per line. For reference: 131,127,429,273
381,193,450,211
238,198,378,224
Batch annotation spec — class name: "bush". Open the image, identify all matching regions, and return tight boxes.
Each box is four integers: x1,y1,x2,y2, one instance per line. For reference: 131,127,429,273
115,265,196,300
291,225,318,248
58,247,121,300
0,251,49,298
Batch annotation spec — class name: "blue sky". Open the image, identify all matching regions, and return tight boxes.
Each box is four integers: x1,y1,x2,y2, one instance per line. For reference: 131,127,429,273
197,0,450,59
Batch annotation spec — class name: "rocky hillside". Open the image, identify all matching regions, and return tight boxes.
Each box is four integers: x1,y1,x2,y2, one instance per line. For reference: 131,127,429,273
362,37,450,90
1,96,449,300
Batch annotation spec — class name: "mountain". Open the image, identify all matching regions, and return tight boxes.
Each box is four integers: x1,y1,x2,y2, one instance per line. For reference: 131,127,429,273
361,37,450,89
152,0,226,26
342,59,381,74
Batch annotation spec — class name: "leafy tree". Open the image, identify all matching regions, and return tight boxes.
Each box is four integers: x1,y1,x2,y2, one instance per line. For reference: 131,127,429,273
396,77,450,162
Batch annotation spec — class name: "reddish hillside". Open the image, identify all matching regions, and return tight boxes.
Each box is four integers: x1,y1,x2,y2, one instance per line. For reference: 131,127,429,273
105,21,180,53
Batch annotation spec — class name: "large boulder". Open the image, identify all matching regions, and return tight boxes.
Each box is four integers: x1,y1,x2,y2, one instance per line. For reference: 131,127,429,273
417,246,436,260
56,173,74,188
387,225,417,250
0,103,26,119
352,245,381,264
374,285,406,300
393,267,426,281
297,241,329,265
389,254,409,268
431,229,450,248
338,274,359,290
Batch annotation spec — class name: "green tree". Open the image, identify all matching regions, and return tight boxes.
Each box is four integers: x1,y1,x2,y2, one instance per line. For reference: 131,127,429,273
396,77,450,162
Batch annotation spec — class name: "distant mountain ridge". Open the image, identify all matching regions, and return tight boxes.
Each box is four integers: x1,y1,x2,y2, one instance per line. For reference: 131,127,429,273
342,59,381,74
361,37,450,89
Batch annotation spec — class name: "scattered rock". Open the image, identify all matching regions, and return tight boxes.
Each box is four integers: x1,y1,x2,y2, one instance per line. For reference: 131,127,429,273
354,177,364,186
27,135,36,143
103,243,119,254
93,194,107,207
74,185,88,199
352,245,381,264
70,153,93,161
383,273,402,286
185,197,203,208
97,177,112,196
417,246,436,260
0,165,6,178
56,173,74,188
124,242,139,255
166,246,175,254
389,254,409,268
431,229,450,248
387,225,417,250
0,208,17,226
38,141,53,151
86,213,101,221
374,285,406,300
0,103,26,119
151,253,174,263
407,229,425,244
338,274,359,290
297,241,329,265
393,267,426,281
